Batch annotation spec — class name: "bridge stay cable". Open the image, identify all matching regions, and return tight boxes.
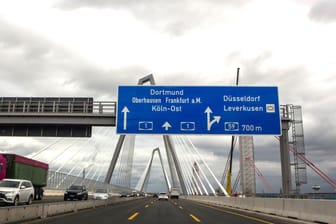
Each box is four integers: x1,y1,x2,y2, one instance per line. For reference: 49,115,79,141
184,139,215,195
185,136,229,196
174,137,203,195
175,136,210,195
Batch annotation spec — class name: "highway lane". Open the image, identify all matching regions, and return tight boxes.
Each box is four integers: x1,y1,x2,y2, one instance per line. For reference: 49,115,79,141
25,198,309,224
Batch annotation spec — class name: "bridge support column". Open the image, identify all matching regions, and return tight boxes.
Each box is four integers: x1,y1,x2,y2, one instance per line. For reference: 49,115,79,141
163,135,187,195
139,148,171,192
104,135,126,184
104,74,155,184
164,136,179,189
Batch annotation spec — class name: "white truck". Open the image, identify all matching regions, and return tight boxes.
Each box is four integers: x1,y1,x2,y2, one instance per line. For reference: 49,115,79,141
169,188,180,199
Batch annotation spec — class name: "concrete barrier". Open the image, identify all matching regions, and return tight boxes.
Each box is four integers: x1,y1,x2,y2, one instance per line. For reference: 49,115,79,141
0,197,139,224
186,196,336,224
1,205,43,223
260,197,284,215
283,198,336,223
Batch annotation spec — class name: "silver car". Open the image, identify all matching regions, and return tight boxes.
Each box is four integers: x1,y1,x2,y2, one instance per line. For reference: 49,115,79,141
0,179,35,206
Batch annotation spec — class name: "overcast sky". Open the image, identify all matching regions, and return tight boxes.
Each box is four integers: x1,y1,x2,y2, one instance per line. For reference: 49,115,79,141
0,0,335,194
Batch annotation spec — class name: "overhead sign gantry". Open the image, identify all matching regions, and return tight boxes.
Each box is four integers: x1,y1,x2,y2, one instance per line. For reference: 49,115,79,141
0,97,116,137
117,86,281,135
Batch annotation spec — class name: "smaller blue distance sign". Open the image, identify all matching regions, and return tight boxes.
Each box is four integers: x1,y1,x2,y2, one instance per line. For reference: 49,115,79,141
117,86,281,135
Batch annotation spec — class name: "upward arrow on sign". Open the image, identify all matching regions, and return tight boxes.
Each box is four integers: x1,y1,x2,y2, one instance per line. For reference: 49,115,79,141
162,121,172,131
122,107,129,130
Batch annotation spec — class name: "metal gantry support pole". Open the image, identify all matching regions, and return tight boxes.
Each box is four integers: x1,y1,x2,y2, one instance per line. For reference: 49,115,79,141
280,117,292,196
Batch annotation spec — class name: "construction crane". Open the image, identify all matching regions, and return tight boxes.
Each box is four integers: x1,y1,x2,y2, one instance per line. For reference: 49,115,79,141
226,68,240,195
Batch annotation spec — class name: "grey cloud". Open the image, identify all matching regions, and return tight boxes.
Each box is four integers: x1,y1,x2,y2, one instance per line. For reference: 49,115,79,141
186,136,232,157
56,0,250,36
305,115,336,155
0,21,52,80
309,0,336,23
65,66,152,100
0,140,41,156
0,18,152,99
57,0,248,11
0,19,78,96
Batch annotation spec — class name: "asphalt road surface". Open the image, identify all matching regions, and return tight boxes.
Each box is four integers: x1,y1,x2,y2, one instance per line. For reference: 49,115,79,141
26,198,308,224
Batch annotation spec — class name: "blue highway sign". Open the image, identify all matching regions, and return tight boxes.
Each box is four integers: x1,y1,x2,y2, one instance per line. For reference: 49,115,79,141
117,86,281,135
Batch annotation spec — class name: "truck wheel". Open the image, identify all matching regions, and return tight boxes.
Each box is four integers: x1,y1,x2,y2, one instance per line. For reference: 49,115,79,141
34,187,43,200
34,189,38,200
13,196,19,206
26,195,33,205
38,188,44,200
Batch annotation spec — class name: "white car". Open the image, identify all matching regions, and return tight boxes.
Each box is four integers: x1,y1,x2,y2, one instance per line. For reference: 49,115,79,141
0,179,35,206
158,192,169,201
93,188,109,200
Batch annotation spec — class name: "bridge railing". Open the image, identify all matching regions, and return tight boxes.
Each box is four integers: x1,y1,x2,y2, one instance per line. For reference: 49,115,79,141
91,101,116,115
0,97,116,115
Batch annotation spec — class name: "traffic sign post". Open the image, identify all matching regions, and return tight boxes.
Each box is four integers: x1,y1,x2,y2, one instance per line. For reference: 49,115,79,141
117,86,281,135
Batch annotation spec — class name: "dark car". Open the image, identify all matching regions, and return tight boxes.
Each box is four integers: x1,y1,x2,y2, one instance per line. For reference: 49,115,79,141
64,185,88,201
120,192,129,198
